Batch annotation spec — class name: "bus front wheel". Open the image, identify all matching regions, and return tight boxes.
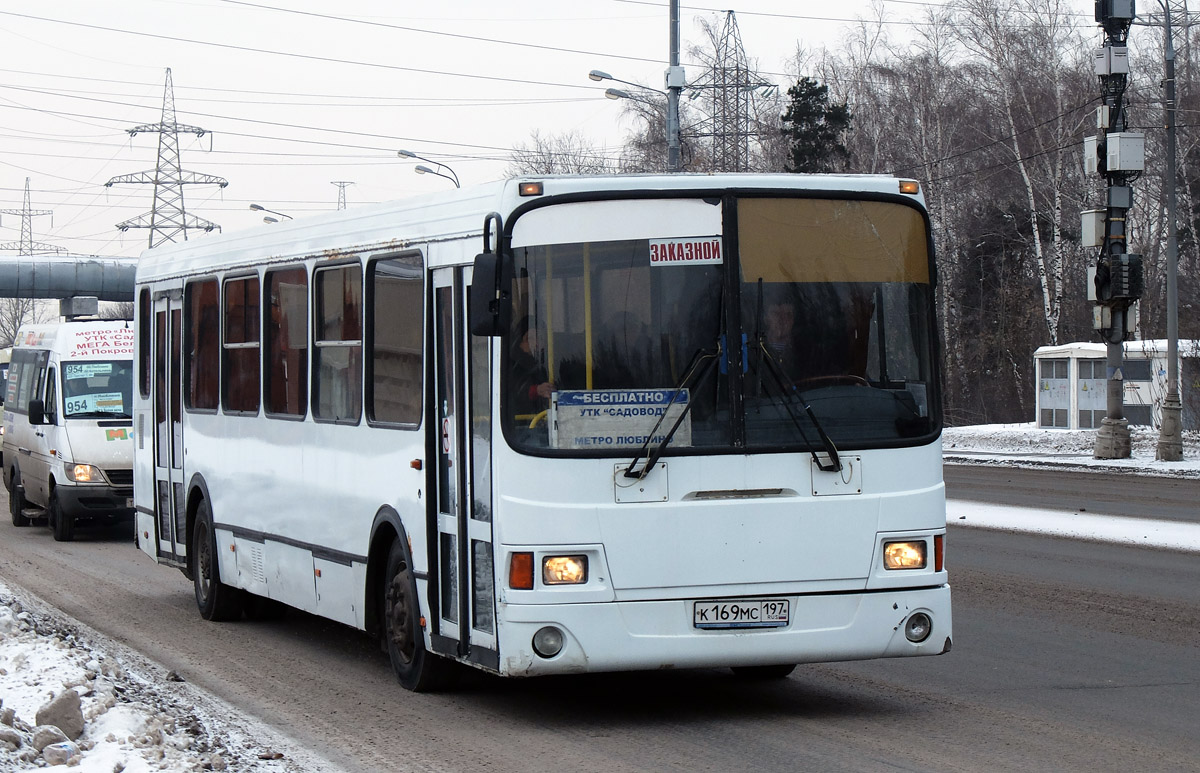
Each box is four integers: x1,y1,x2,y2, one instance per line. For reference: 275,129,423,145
382,540,456,692
192,498,243,622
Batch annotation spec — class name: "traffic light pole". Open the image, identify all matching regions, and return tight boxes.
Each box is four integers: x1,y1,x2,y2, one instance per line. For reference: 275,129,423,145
1092,0,1141,459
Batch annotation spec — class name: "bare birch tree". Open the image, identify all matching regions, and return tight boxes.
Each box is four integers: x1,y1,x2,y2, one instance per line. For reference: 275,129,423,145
506,130,616,176
952,0,1092,346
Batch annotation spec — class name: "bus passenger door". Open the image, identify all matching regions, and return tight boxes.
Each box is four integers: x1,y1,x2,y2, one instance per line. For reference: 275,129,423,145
151,293,187,565
430,267,498,669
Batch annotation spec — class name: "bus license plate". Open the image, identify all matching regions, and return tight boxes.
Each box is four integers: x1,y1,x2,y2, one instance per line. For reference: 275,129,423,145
693,599,790,630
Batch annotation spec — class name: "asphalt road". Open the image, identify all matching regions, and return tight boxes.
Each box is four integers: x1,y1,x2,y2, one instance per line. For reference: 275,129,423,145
944,463,1200,522
1,473,1197,773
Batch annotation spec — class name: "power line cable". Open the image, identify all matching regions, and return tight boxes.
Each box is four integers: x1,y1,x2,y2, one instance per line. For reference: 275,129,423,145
216,0,669,66
0,11,599,93
0,88,628,160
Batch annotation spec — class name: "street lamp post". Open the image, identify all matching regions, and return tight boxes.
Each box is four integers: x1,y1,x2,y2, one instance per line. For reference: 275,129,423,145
1157,0,1183,460
398,150,460,188
589,70,682,172
665,0,683,173
589,0,683,172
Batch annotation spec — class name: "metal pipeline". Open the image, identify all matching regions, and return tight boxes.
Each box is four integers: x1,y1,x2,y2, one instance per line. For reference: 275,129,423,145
0,256,136,302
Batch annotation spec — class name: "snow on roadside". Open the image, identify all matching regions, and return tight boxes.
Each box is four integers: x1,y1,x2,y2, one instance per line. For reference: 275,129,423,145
943,423,1200,477
0,579,342,772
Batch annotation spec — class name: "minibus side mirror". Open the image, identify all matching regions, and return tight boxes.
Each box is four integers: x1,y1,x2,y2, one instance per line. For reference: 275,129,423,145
469,251,513,337
28,399,45,426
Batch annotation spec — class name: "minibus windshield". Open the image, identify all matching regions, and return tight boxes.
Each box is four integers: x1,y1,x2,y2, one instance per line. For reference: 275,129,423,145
63,360,133,418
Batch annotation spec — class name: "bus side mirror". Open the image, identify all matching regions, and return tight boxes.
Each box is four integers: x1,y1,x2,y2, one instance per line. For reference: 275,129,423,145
28,399,45,426
469,251,513,337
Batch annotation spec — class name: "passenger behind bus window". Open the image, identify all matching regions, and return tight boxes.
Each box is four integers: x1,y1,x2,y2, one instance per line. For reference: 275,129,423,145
510,317,553,419
763,298,800,380
771,284,875,386
592,311,653,389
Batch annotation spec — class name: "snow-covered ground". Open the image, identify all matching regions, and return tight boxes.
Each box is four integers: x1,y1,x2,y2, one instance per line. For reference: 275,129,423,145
0,423,1195,771
943,422,1200,477
0,582,341,772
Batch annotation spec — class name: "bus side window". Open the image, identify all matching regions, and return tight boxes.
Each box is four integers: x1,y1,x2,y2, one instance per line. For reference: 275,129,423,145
265,267,309,417
313,265,362,424
222,275,261,414
186,278,220,411
367,254,423,426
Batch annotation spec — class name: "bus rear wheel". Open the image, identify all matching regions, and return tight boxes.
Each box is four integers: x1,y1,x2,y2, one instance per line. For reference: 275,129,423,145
382,540,456,692
192,498,243,621
49,490,74,542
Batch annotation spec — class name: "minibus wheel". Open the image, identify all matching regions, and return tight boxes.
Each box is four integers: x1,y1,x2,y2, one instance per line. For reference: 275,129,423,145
49,490,74,542
382,540,457,692
192,498,243,622
8,470,29,527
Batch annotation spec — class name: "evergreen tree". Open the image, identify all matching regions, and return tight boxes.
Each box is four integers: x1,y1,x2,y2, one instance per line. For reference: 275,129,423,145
780,77,851,173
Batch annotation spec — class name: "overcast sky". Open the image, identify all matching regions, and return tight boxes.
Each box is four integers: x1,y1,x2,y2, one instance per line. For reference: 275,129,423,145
1,0,1099,259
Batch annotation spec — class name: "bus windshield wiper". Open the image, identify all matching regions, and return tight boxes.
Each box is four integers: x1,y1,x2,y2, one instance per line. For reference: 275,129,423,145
750,280,841,473
623,341,722,480
755,342,842,473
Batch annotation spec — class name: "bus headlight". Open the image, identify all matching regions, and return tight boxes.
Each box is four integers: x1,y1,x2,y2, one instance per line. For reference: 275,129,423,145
883,541,926,570
542,555,588,585
65,464,102,483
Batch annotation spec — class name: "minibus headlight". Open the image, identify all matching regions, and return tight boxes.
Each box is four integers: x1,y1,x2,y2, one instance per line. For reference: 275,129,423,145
883,541,927,570
66,464,102,483
542,555,587,585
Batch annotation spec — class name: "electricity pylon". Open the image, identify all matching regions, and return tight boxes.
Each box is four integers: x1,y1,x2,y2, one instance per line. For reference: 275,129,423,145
686,11,775,172
106,68,228,249
0,177,64,255
331,181,354,210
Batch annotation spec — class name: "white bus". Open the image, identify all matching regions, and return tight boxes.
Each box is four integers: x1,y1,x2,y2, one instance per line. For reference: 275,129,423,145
133,174,951,691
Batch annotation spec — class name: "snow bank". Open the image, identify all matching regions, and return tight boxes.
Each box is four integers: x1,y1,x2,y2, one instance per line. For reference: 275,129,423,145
943,423,1200,477
0,581,341,772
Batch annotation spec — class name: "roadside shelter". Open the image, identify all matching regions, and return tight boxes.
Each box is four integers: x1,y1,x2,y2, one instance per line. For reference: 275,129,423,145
1034,339,1199,431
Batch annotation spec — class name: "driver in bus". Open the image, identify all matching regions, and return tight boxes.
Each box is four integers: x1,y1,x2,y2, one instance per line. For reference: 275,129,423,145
763,298,800,380
511,316,554,419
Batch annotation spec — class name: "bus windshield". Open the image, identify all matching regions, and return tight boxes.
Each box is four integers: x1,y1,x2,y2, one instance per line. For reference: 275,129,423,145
62,360,133,418
503,195,938,455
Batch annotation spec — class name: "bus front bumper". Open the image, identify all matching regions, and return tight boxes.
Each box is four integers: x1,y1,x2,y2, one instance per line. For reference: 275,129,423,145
494,585,952,677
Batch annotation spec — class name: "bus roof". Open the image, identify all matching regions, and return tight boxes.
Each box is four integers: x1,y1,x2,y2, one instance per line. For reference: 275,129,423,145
136,173,928,282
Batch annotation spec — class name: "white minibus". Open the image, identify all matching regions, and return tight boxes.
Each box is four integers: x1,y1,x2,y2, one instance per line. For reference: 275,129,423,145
4,321,135,541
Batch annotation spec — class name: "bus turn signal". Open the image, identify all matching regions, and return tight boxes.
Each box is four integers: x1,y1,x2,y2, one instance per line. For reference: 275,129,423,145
510,552,534,589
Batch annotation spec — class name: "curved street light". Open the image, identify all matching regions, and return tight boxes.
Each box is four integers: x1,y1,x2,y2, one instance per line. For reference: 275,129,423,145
249,203,292,221
398,149,460,188
589,70,665,96
588,68,680,172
